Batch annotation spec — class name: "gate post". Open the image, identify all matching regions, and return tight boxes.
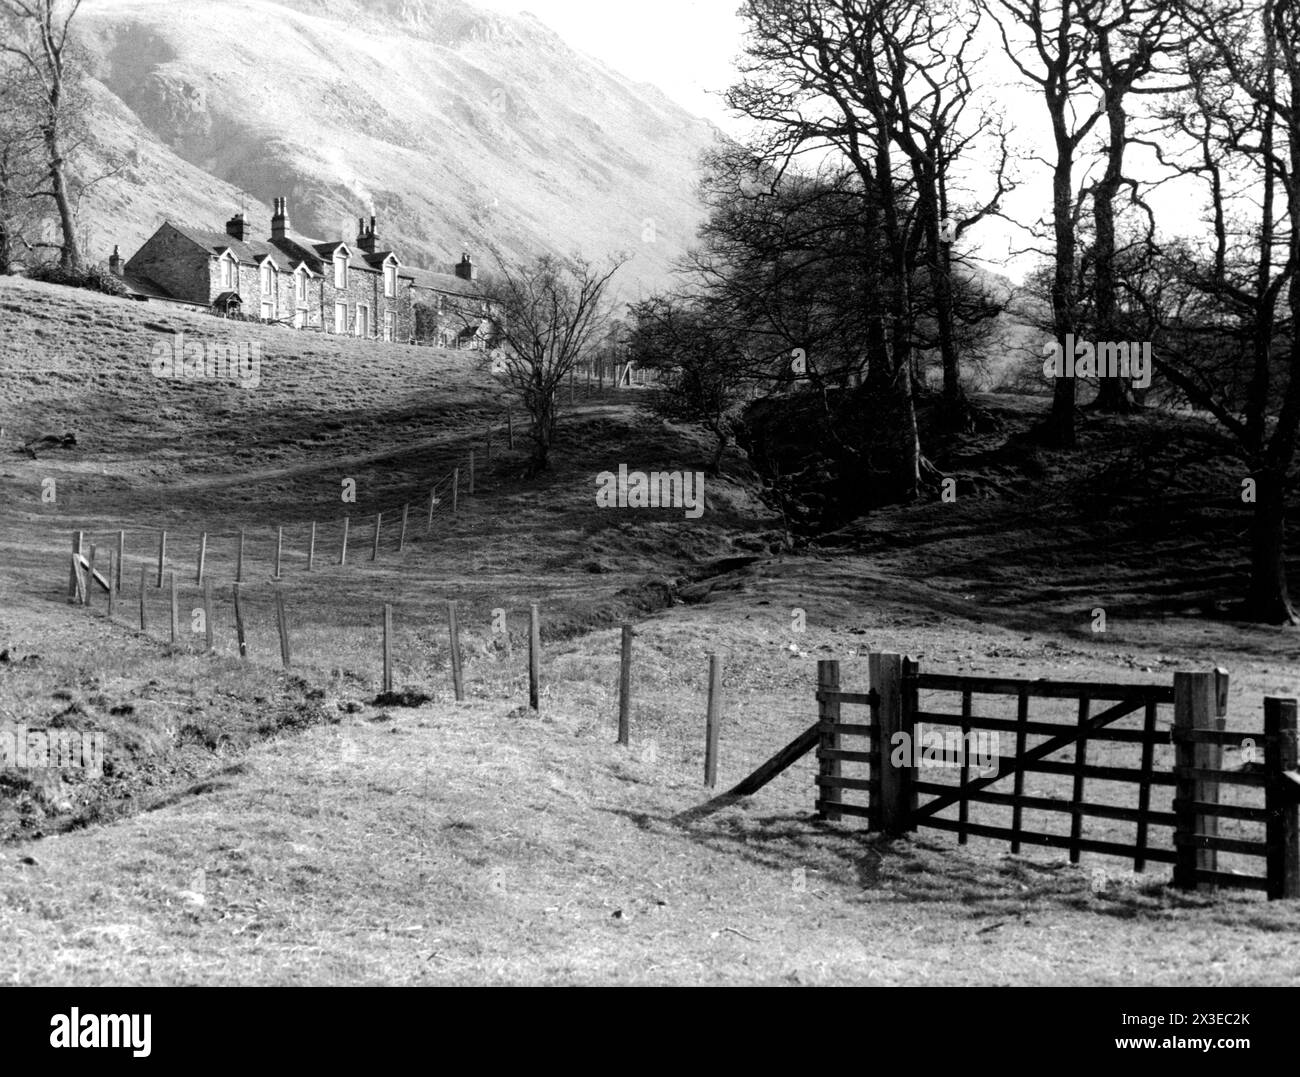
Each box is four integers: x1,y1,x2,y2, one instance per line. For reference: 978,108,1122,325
872,652,914,836
1264,697,1300,900
1173,671,1219,890
816,660,841,821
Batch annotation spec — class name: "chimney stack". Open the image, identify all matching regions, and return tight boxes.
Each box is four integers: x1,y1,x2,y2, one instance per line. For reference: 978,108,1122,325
108,245,123,277
356,213,379,254
454,252,477,281
225,211,248,242
271,197,290,241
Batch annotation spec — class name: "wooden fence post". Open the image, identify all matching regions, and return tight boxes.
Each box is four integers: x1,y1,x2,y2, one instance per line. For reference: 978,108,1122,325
1264,697,1300,900
399,504,409,552
427,488,437,532
203,578,214,652
528,601,540,711
156,530,166,587
816,658,842,821
116,530,125,591
371,512,382,561
274,525,283,579
68,531,83,598
617,623,632,746
87,544,97,607
138,563,147,631
340,516,349,565
274,586,290,668
236,529,245,582
233,583,247,659
705,652,723,788
1173,670,1219,890
308,522,316,572
871,651,912,835
169,570,179,644
452,469,459,513
106,551,117,619
71,553,86,605
447,600,464,702
196,532,207,583
382,603,393,694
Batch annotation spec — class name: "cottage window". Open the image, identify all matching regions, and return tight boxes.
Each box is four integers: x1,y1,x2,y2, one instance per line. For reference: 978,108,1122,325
296,269,307,304
261,264,272,295
384,264,396,298
334,253,348,290
221,257,235,289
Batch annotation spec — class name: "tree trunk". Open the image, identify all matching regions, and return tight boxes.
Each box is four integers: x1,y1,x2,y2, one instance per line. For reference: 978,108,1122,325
1090,42,1137,414
44,125,79,272
1246,468,1298,624
1046,135,1078,448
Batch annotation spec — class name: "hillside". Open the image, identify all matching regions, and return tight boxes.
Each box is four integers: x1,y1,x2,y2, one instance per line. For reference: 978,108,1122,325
3,277,1300,986
66,0,716,300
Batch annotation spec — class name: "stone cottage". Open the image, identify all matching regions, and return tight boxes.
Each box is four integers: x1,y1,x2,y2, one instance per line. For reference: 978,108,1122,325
111,197,496,348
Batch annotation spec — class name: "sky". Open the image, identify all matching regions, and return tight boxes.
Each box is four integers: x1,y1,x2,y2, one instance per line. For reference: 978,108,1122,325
473,0,748,131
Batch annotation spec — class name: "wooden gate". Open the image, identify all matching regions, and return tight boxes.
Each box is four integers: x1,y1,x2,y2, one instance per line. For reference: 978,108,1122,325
810,653,1300,898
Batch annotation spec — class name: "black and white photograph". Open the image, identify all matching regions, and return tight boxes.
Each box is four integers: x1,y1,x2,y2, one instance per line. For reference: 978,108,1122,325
0,0,1297,1044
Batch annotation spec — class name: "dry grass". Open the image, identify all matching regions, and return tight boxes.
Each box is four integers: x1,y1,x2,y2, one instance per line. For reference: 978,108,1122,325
2,276,1299,985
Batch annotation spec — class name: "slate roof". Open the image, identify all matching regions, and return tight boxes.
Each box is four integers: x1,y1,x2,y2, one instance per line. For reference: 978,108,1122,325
119,270,192,304
403,265,481,298
168,223,293,271
162,220,476,294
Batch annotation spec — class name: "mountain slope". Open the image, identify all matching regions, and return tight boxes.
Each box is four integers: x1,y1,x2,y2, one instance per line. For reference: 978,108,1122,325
70,0,716,300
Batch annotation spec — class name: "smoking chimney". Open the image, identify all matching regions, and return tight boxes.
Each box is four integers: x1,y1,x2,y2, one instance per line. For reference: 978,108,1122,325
271,197,290,241
356,214,379,254
454,252,477,282
225,212,248,242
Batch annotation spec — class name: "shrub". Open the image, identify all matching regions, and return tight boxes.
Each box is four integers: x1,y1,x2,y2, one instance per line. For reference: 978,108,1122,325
27,261,127,298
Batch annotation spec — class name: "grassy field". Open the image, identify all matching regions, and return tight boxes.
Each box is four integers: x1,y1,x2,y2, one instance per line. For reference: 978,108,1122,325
1,275,1298,985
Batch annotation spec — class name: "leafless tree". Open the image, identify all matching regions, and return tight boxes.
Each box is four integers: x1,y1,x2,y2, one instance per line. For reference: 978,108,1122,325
482,250,626,474
729,0,1011,499
985,0,1105,447
0,50,44,274
1141,0,1300,623
1079,0,1188,411
0,0,85,271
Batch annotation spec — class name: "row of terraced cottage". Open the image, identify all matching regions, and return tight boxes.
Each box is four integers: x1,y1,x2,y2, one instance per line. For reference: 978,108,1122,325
106,196,498,349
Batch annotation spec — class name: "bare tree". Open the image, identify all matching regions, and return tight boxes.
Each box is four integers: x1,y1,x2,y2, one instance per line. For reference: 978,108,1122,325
483,251,626,474
1079,0,1187,411
0,51,44,274
730,0,1011,499
1,0,85,272
1144,0,1300,622
629,294,750,472
986,0,1104,448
